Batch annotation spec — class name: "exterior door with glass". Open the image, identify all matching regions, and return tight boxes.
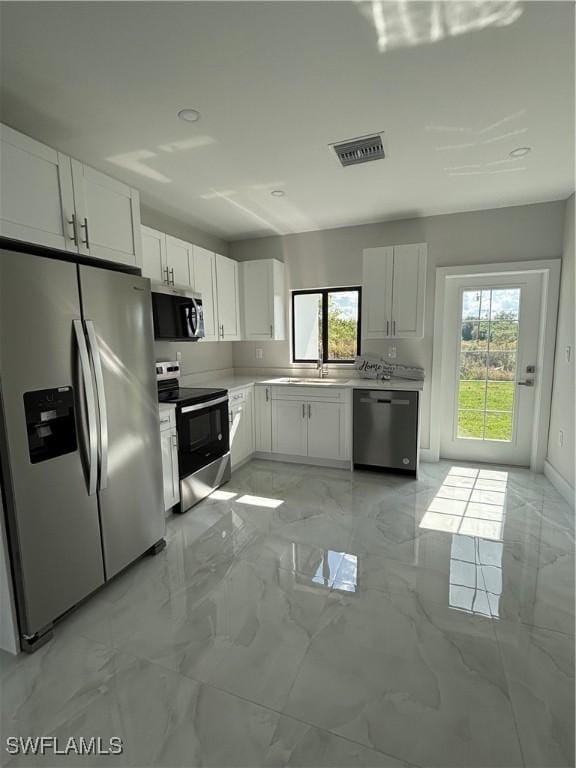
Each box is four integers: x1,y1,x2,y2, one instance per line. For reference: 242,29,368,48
440,273,542,465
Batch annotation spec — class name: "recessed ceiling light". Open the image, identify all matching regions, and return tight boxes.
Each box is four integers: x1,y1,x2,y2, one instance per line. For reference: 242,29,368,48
509,146,531,158
270,190,285,197
177,109,201,123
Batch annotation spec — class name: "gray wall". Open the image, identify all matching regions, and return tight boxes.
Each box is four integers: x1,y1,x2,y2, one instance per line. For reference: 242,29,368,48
141,204,228,256
547,195,575,491
230,201,566,450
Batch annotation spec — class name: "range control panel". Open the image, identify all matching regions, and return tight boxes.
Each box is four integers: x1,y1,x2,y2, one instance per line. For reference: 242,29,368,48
23,387,77,464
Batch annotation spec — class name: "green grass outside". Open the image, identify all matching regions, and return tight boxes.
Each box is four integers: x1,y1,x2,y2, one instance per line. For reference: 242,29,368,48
458,380,514,440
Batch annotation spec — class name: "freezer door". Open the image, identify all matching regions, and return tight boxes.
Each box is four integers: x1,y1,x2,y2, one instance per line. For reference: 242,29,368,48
79,265,164,578
0,250,105,636
353,389,419,471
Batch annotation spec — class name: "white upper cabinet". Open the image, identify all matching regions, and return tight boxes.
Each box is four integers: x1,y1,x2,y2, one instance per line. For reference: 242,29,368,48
0,124,76,252
141,226,167,283
215,253,241,340
165,235,193,287
0,124,141,267
71,160,141,266
191,246,218,342
240,259,286,340
362,246,394,339
362,243,427,339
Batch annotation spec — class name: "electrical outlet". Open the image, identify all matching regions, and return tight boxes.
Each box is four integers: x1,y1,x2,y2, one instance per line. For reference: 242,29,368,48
388,346,397,359
565,346,572,364
558,430,564,447
176,351,182,363
255,348,263,360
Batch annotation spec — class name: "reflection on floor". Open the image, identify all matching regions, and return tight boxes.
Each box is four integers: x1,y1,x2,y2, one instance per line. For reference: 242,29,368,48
1,460,574,767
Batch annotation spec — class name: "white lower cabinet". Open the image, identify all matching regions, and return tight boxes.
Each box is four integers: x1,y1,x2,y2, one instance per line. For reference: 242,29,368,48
307,401,348,460
159,405,179,513
270,388,350,461
254,385,272,452
271,399,308,456
229,387,254,470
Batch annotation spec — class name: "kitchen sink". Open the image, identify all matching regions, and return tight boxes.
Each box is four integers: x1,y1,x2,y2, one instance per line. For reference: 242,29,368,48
286,377,348,385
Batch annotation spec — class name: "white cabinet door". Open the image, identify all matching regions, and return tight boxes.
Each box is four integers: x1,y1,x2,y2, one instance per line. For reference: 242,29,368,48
165,235,193,287
192,246,218,342
141,226,167,283
241,259,286,340
391,244,427,339
71,160,141,266
272,399,308,456
0,124,76,252
254,385,272,452
160,428,179,512
230,390,254,469
215,254,241,340
362,246,394,339
307,401,347,460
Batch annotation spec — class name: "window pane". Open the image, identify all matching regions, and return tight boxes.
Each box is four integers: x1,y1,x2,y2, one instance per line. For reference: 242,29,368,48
486,382,514,412
462,291,481,321
487,351,516,381
485,412,513,441
458,410,484,438
490,288,520,320
294,293,321,360
327,291,359,360
459,381,486,410
460,351,487,381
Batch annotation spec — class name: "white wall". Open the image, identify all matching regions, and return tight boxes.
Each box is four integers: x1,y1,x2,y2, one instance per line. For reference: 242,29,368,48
141,205,228,256
230,201,566,450
546,195,575,493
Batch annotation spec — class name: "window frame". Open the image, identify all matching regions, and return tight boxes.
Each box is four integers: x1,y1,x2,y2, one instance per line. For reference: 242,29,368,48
291,286,362,364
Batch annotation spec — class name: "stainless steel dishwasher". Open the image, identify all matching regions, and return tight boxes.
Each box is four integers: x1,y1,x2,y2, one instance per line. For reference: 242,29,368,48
353,389,419,474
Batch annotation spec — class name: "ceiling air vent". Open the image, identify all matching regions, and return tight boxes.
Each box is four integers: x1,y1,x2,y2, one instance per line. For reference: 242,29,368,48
330,133,385,167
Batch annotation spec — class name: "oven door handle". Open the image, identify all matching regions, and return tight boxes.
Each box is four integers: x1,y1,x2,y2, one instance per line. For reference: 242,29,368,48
181,395,229,414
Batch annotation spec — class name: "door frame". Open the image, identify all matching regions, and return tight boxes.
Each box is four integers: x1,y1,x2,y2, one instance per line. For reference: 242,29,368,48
429,259,561,470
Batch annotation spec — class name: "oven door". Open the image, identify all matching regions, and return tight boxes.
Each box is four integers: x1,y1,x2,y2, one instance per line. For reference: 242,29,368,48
177,396,229,477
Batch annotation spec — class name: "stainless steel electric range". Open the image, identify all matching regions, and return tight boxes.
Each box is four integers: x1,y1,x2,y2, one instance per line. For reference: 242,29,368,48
156,361,231,512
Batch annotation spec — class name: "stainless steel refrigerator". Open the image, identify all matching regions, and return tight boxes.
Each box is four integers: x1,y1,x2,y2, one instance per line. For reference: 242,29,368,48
0,248,165,651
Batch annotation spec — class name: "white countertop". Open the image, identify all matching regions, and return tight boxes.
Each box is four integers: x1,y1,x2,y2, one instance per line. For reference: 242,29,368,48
198,375,424,392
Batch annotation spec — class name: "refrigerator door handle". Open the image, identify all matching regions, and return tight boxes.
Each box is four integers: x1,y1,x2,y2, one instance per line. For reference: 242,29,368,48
85,320,109,491
73,319,98,495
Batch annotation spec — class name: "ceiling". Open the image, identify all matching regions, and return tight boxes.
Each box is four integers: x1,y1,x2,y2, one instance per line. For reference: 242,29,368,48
1,1,574,241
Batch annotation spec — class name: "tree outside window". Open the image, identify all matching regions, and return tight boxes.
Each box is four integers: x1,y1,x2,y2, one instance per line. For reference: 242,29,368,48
292,288,361,363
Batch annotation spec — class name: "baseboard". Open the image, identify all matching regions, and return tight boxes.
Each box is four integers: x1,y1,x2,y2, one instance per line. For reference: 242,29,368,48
253,451,351,470
543,460,575,507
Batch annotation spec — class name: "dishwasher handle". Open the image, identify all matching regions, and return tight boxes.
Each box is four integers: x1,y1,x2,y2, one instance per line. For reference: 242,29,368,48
359,397,410,406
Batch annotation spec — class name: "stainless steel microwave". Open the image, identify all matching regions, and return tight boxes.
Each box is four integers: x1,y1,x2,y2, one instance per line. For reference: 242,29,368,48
151,283,205,341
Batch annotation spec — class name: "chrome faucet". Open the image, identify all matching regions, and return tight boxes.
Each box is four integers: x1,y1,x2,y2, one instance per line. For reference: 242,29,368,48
317,356,327,379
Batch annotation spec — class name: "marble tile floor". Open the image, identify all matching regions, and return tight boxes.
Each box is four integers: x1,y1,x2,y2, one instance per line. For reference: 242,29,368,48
1,460,574,767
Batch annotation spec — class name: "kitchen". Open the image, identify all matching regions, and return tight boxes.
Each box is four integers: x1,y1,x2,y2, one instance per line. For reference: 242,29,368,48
0,2,574,767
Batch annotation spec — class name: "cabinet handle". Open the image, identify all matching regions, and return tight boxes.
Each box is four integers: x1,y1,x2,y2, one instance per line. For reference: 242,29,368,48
80,217,90,249
386,320,389,336
68,214,78,246
220,324,225,338
393,320,396,336
170,267,175,285
172,434,178,448
302,404,305,418
308,404,311,419
265,387,269,402
270,324,273,338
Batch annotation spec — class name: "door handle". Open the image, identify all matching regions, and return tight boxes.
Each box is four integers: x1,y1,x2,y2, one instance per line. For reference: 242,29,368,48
517,380,534,387
73,320,98,495
68,214,78,246
85,320,109,491
80,217,90,249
